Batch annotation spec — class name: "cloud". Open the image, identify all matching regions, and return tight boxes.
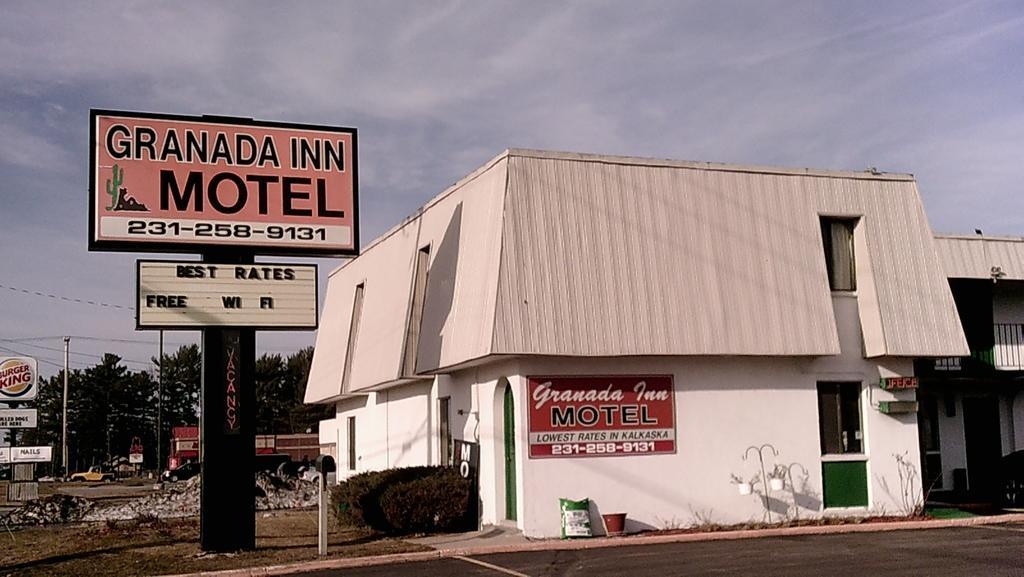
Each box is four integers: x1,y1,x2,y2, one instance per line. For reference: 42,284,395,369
2,0,1024,365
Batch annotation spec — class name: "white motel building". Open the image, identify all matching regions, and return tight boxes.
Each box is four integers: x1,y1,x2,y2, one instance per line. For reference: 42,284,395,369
304,149,1024,538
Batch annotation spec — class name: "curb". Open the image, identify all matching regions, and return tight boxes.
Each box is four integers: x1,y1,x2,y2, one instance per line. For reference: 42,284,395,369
160,513,1024,577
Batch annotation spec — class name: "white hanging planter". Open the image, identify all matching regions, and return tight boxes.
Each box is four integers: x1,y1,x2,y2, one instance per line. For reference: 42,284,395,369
737,482,752,496
769,477,785,491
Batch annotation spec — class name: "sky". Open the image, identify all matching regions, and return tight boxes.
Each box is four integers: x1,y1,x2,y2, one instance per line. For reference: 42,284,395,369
1,0,1023,378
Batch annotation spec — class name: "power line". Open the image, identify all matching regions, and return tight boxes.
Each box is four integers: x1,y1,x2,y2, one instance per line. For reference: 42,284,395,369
0,283,129,310
7,340,154,366
0,343,66,370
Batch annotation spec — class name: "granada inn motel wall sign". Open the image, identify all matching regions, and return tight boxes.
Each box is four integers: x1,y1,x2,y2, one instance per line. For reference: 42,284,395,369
90,110,358,256
90,110,358,552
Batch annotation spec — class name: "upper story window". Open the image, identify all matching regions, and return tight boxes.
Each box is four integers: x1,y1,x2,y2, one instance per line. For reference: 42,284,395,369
402,246,431,377
821,217,858,292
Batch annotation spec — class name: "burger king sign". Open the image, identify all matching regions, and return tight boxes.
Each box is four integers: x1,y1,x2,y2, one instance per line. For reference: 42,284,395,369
0,357,37,401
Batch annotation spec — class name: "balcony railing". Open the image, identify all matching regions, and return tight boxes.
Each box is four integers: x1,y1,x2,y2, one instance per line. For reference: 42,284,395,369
932,323,1024,372
994,323,1024,371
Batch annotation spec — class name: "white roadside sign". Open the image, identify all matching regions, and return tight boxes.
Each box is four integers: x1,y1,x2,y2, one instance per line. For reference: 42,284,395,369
136,260,318,329
0,408,37,428
11,446,52,463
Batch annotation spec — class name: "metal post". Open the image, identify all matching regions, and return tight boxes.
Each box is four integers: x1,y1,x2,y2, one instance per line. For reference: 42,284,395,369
318,472,328,556
157,329,163,473
61,336,70,478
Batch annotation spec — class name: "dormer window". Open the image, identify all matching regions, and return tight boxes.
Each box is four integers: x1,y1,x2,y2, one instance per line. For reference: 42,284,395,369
821,217,857,292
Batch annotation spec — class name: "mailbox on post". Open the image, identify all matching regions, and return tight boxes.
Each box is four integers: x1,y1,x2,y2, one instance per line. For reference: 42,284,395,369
315,454,336,556
315,454,336,474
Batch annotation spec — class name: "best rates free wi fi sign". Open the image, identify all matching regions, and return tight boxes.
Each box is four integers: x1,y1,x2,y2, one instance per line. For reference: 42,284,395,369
89,110,358,256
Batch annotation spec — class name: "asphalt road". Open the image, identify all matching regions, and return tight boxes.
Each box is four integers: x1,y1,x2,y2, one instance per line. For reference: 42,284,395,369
300,524,1024,577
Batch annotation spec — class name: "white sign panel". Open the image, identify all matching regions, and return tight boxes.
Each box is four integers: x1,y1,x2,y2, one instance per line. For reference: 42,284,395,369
0,357,38,402
12,446,52,463
129,453,144,464
136,260,318,329
0,447,9,464
0,409,37,428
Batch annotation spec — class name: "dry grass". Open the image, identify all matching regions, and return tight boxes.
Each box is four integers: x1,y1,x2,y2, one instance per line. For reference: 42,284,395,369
0,509,429,577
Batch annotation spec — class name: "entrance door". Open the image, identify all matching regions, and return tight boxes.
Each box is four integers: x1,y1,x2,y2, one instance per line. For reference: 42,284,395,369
963,397,1002,499
503,385,517,521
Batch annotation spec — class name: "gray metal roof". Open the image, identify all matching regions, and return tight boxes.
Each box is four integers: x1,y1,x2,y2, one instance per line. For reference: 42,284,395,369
306,150,967,402
935,234,1024,280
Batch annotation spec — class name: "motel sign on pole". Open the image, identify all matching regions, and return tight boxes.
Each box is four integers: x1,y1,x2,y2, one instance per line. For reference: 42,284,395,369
90,110,358,552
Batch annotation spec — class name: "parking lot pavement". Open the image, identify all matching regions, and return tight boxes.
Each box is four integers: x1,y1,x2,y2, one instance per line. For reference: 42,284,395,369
295,524,1024,577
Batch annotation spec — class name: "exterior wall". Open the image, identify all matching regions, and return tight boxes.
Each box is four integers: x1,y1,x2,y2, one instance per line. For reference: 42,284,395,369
330,296,925,537
330,382,434,480
501,297,920,538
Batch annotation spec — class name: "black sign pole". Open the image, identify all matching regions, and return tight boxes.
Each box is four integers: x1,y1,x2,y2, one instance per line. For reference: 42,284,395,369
200,251,256,552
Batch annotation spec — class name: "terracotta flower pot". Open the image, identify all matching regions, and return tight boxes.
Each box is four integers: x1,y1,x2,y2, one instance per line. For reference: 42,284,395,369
602,513,627,536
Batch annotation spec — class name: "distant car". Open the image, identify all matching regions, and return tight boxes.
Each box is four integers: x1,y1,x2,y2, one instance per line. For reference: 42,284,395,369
69,466,115,482
162,461,201,483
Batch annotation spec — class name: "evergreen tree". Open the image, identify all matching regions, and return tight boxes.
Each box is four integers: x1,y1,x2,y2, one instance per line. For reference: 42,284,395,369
152,344,201,467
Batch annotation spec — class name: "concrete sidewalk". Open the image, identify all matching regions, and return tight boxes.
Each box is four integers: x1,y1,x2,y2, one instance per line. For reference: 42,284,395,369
162,512,1024,577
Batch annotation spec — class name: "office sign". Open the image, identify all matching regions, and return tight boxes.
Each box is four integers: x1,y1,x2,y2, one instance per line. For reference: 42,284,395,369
0,409,37,428
90,110,358,256
879,376,918,391
0,357,37,401
11,446,52,463
527,375,676,459
136,260,318,329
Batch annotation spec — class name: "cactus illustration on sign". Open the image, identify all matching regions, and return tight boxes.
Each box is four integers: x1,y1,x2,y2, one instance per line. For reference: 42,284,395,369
104,164,149,212
106,163,124,210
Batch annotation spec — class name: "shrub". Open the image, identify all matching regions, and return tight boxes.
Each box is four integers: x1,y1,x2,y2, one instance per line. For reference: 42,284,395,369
379,468,472,534
331,466,442,531
331,466,472,534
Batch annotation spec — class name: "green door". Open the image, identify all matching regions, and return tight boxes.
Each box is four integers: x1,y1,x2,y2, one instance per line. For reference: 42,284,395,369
503,385,517,521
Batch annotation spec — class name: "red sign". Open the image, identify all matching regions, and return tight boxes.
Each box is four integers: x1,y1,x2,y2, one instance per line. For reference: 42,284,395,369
527,375,676,458
90,110,358,256
224,334,240,434
880,376,918,391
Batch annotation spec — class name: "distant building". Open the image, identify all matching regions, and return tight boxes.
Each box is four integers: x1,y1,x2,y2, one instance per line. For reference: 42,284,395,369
305,149,970,538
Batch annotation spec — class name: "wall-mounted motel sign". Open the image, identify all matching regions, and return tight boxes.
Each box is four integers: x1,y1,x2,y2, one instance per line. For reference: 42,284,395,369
879,376,918,391
137,260,317,330
0,357,38,402
527,375,676,459
90,110,358,256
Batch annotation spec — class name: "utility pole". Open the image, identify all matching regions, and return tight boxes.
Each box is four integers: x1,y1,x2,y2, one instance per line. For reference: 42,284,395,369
62,336,70,478
157,330,163,473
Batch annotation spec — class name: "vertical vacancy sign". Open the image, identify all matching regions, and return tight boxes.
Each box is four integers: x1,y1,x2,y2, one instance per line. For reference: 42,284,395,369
90,109,357,553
